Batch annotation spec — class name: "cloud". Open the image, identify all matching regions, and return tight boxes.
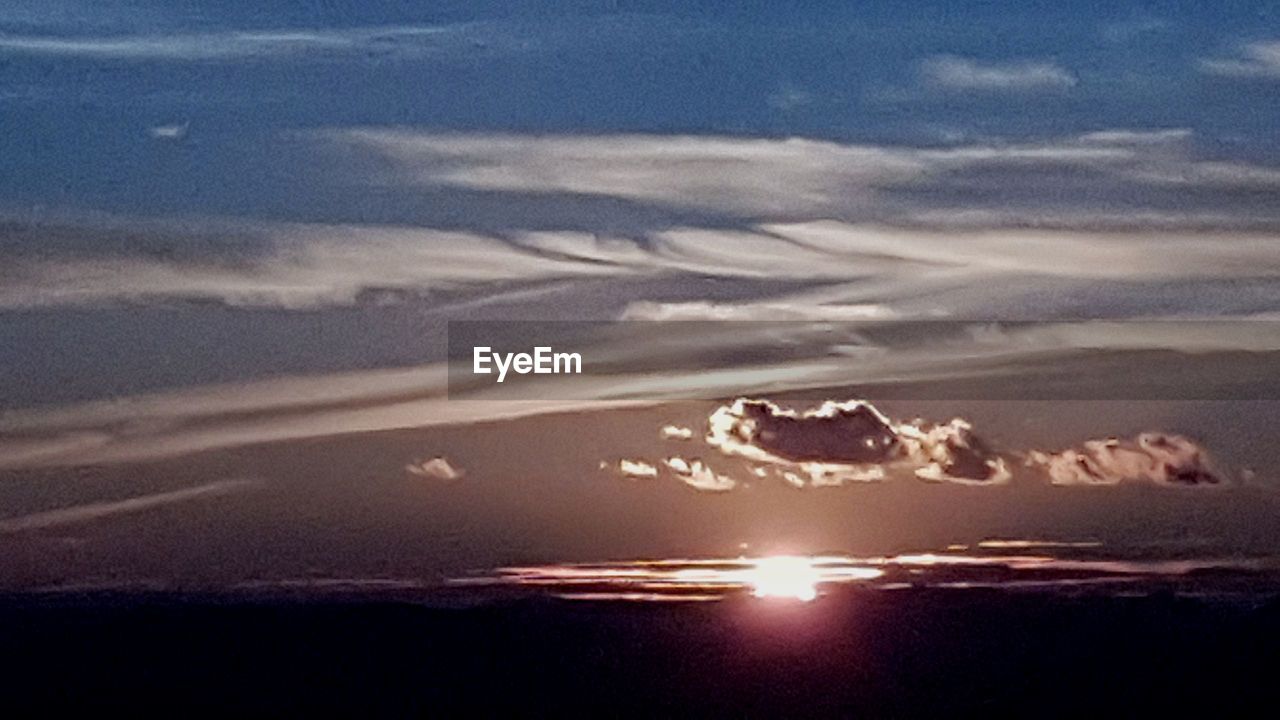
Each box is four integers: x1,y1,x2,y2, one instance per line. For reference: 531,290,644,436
659,425,694,440
5,313,1277,471
1099,17,1171,43
609,398,1230,492
405,456,464,481
3,130,1280,471
662,457,736,492
766,85,814,111
148,122,189,140
706,398,1010,486
1200,40,1280,79
330,127,1280,230
335,129,921,217
1027,434,1222,486
0,29,365,60
622,301,893,322
976,539,1102,549
604,455,734,490
0,479,253,534
1074,128,1192,145
899,418,1012,486
708,399,900,465
920,55,1077,92
6,126,1280,313
8,215,1278,313
0,23,501,62
618,458,658,478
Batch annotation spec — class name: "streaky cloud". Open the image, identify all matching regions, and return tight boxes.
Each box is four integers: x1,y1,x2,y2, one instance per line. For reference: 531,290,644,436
0,24,480,61
0,479,254,534
919,55,1077,91
1200,40,1280,79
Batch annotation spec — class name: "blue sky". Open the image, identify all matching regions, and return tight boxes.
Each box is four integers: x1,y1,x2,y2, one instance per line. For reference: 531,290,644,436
1,1,1278,225
2,1,1280,410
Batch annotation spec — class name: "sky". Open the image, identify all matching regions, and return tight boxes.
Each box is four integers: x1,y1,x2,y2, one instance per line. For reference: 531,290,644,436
1,1,1279,591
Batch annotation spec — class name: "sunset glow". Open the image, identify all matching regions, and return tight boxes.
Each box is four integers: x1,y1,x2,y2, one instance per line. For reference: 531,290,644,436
445,547,1275,603
748,556,821,601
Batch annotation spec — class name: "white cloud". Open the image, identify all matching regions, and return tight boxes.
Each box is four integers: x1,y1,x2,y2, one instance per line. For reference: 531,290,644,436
329,128,1280,228
662,457,736,492
148,122,189,140
1200,40,1280,79
335,129,922,216
618,458,658,478
0,24,483,61
6,127,1280,313
659,425,694,440
920,55,1077,92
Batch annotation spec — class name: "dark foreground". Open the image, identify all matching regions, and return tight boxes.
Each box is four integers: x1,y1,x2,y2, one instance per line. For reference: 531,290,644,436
3,588,1278,716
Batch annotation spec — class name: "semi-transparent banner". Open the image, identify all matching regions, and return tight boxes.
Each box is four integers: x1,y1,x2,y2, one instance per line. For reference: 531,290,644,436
446,320,1280,401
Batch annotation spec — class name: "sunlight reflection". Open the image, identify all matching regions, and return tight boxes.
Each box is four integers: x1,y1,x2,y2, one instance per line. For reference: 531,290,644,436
454,554,885,601
447,542,1268,603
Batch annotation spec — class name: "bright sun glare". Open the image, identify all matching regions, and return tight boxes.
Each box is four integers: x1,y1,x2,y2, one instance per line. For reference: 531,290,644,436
749,556,820,602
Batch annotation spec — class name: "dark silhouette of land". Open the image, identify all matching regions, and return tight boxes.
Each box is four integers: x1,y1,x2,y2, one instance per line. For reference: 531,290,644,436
3,587,1277,715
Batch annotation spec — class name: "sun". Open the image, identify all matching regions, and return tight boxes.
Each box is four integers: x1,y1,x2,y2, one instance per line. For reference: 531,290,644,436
749,556,820,601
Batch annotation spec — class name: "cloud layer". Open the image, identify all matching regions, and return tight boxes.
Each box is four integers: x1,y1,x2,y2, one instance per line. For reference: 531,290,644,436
5,127,1280,313
605,398,1223,492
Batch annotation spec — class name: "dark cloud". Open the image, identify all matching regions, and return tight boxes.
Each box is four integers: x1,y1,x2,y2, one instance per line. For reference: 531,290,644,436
715,399,901,465
706,398,1010,486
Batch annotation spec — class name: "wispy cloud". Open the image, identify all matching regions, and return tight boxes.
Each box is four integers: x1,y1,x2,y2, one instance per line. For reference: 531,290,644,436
1200,40,1280,79
1099,16,1171,43
919,55,1077,92
2,128,1279,469
0,24,472,61
332,127,1280,227
5,316,1280,471
0,479,253,534
147,122,189,140
6,127,1280,312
